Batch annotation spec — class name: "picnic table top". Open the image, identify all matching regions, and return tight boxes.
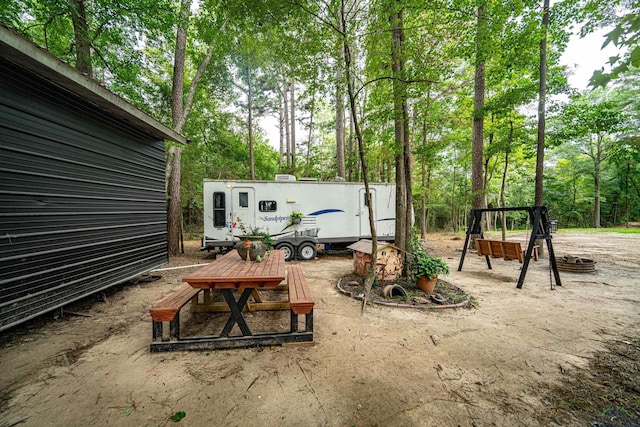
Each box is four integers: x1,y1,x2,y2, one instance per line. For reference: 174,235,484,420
182,249,286,289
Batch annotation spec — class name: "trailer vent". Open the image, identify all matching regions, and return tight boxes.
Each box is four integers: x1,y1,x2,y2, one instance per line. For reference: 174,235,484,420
275,174,296,181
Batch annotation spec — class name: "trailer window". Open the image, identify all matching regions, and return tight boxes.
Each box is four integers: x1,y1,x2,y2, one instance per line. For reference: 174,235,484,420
363,192,371,206
213,192,225,227
259,201,277,212
239,192,249,208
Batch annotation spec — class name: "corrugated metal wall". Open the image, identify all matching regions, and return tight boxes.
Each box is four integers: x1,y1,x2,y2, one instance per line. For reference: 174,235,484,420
0,58,168,331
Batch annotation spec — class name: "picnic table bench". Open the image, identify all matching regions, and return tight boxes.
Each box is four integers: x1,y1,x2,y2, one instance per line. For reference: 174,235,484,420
149,250,314,352
149,285,201,342
287,266,314,333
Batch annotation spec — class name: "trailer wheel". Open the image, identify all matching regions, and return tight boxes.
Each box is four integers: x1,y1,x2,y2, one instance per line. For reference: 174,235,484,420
275,242,295,261
297,242,317,260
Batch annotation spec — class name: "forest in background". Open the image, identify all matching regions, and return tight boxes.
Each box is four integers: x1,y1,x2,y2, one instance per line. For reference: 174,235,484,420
2,0,639,241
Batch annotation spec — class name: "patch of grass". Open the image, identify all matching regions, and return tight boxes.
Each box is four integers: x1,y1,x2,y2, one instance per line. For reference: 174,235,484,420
559,227,640,234
482,227,640,236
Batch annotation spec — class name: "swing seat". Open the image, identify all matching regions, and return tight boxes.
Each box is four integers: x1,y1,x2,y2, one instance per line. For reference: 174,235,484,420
475,239,538,263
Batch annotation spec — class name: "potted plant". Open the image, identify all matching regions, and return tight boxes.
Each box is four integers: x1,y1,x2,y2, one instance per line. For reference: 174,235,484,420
410,247,450,294
289,211,304,226
234,218,273,261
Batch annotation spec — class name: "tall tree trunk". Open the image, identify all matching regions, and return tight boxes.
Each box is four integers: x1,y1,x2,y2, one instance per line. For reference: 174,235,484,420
347,111,354,181
625,161,630,227
425,167,432,234
535,0,549,207
451,148,457,230
500,120,513,241
420,117,428,238
306,86,316,176
391,3,408,257
172,0,190,129
472,5,486,213
290,80,296,171
483,117,494,231
279,94,285,168
395,163,406,249
247,60,255,180
167,146,182,256
340,1,376,307
166,0,217,252
535,0,549,254
68,0,92,77
404,105,412,247
167,0,191,255
594,137,602,228
420,153,427,238
336,24,346,179
174,45,214,133
283,83,290,167
594,168,601,228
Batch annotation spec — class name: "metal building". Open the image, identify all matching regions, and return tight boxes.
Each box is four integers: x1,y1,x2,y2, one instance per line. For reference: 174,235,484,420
0,25,187,331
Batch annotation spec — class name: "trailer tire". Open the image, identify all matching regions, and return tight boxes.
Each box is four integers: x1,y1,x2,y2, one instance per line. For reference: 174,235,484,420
297,242,317,260
275,242,295,261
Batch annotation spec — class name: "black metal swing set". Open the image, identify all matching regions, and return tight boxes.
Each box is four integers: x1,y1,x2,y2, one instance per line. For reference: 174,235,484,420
457,206,562,289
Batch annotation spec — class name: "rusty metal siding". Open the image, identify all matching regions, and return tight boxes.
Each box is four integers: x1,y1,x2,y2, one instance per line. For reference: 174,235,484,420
0,58,168,331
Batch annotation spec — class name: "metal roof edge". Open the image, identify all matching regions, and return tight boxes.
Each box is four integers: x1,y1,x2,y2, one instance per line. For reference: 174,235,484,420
0,24,187,144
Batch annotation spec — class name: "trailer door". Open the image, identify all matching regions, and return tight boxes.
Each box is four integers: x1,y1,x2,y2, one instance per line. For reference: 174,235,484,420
359,188,376,237
231,187,256,234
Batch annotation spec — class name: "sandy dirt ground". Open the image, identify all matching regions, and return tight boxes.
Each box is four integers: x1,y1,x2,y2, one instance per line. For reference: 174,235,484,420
1,232,639,427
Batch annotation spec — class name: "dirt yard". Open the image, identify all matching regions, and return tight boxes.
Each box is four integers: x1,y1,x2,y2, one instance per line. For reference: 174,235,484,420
1,232,639,427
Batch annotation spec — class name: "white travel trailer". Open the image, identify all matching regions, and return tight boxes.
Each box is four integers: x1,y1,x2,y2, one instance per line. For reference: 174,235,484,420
202,175,397,260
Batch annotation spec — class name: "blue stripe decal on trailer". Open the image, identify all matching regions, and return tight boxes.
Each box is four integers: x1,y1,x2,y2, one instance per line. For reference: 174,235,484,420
277,209,344,233
308,209,344,216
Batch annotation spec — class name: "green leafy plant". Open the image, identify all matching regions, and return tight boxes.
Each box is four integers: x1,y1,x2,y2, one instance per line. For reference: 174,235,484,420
288,211,304,226
411,250,450,280
407,236,449,280
235,217,273,249
170,411,186,422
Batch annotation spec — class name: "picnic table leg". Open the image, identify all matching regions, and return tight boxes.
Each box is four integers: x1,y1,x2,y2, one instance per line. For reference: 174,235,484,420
170,313,180,339
152,321,163,341
305,312,313,333
220,289,254,337
290,310,298,333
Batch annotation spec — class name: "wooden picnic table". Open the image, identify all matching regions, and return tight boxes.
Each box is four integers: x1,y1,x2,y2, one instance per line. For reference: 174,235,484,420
183,250,286,338
185,249,290,313
183,249,286,290
149,249,314,352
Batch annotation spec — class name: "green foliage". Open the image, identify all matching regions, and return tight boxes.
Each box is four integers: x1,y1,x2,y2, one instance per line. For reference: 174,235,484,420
235,218,274,249
546,90,636,227
4,0,177,85
407,236,450,280
288,211,305,226
1,0,637,234
409,249,450,280
170,411,186,422
586,3,640,87
253,231,274,250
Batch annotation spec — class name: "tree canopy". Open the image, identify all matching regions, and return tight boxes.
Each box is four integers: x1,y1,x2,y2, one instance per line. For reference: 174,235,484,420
2,0,638,234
